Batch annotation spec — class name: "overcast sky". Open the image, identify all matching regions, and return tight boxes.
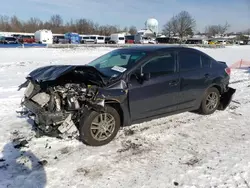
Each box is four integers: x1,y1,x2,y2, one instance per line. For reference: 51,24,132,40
2,0,250,32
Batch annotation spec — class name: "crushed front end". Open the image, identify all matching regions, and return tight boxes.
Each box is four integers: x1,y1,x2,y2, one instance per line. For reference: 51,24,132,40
19,79,106,137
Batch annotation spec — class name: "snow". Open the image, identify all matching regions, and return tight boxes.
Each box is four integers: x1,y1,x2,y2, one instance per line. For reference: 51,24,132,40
0,46,250,188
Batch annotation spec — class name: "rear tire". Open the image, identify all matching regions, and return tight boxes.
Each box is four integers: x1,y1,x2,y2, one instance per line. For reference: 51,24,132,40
79,106,121,146
199,87,220,115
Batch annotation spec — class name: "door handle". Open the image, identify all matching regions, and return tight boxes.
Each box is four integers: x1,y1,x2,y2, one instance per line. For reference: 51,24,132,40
169,80,179,86
204,73,210,78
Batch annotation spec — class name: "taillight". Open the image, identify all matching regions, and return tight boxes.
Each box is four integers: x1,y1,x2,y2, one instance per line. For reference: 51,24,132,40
225,67,231,76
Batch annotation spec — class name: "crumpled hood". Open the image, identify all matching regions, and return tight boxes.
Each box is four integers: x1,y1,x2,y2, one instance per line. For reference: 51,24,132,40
27,65,76,82
27,65,103,83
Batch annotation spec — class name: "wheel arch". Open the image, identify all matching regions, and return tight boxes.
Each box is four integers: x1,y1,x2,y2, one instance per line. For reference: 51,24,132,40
105,100,124,127
211,84,222,94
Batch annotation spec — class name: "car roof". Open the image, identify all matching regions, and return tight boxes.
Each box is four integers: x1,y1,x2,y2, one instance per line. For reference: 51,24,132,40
122,45,190,52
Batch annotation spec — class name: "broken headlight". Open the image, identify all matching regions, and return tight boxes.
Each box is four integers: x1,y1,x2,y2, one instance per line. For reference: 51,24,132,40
24,82,34,98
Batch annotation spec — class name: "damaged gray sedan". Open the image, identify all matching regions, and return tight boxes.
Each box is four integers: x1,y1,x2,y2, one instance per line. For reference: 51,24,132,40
19,46,236,146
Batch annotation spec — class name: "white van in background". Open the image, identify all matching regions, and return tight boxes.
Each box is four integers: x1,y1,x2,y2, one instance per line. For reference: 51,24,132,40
89,35,105,44
81,35,94,43
134,33,149,44
34,29,53,44
110,34,125,44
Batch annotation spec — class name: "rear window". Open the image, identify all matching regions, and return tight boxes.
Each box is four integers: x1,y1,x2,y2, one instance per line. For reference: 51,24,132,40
97,37,104,40
201,55,211,68
5,37,16,41
119,37,125,40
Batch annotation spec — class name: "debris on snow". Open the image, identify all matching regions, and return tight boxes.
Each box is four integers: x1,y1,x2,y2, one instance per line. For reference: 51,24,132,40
38,160,48,166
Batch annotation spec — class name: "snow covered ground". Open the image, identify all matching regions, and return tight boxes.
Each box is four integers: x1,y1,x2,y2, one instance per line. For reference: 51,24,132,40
0,46,250,188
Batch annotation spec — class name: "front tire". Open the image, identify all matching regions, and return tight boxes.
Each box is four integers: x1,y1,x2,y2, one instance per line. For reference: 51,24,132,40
79,106,121,146
199,87,220,115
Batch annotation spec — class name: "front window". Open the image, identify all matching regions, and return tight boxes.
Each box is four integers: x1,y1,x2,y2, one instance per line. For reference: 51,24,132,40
143,53,176,77
87,49,147,78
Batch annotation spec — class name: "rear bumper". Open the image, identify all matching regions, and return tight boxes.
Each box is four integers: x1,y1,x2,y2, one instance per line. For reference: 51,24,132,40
218,87,236,110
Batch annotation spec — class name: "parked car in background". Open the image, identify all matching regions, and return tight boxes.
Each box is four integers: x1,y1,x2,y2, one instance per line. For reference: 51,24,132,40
148,38,157,44
53,35,69,44
12,34,21,39
105,36,111,44
19,46,235,146
90,35,105,44
81,35,94,44
134,33,149,44
0,36,19,44
125,35,135,44
110,34,125,44
18,35,35,43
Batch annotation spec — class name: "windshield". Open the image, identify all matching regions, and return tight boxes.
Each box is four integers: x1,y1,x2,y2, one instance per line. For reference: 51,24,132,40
87,49,147,78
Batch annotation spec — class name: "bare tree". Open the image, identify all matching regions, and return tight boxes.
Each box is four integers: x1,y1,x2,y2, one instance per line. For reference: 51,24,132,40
10,16,22,32
0,15,11,31
23,17,43,32
0,14,128,35
123,26,128,33
205,22,230,37
50,14,63,27
162,21,173,37
128,26,137,35
175,11,196,39
163,11,195,38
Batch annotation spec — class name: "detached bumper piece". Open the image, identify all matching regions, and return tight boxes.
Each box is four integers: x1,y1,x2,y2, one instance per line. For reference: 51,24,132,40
218,87,236,110
23,99,77,136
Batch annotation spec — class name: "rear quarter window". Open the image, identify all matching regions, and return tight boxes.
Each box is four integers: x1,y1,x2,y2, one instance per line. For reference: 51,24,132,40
201,55,212,68
179,51,201,72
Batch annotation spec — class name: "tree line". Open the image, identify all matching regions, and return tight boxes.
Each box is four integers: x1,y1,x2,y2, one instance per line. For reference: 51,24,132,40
162,11,231,38
0,11,232,37
0,14,138,36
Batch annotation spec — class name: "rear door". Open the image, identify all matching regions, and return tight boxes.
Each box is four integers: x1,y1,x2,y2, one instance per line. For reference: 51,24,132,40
177,50,205,110
128,51,180,120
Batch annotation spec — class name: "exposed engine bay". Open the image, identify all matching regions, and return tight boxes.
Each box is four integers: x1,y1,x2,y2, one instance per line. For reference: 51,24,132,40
20,80,107,137
17,65,119,138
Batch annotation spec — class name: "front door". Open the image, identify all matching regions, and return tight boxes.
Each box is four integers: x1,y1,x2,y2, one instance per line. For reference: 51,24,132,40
128,51,180,121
